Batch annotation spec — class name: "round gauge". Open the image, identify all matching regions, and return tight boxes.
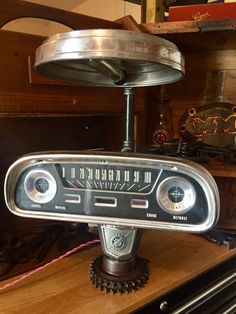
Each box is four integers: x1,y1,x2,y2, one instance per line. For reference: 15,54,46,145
24,170,57,204
156,176,196,214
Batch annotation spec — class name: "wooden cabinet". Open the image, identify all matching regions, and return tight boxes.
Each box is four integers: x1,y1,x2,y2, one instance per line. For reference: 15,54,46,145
140,19,236,230
142,18,236,142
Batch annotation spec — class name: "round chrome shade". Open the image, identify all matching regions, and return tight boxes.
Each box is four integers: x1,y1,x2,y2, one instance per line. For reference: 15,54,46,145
35,29,184,87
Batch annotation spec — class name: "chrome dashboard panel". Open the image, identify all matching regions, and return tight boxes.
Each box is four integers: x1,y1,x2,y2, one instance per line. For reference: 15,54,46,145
4,152,219,232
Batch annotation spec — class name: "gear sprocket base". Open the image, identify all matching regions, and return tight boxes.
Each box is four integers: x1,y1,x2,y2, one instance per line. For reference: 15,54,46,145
89,255,149,294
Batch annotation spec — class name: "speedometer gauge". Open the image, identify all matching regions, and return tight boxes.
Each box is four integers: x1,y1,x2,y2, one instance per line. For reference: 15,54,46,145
58,163,160,194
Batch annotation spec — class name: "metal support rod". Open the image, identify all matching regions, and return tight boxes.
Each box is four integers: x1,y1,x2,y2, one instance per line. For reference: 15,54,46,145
122,87,135,152
93,87,147,293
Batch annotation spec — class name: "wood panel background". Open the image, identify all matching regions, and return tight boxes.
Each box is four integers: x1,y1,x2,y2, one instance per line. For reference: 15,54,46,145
0,1,148,232
143,21,236,143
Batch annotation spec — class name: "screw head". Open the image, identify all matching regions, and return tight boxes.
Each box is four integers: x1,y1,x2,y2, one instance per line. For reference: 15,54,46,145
160,301,168,311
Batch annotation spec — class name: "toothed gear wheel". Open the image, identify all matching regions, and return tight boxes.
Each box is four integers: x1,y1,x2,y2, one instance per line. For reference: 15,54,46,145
89,255,149,294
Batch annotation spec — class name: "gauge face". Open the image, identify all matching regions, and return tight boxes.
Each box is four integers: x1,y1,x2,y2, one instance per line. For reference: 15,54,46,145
156,176,196,214
34,178,50,193
24,170,57,204
57,164,160,194
168,187,185,203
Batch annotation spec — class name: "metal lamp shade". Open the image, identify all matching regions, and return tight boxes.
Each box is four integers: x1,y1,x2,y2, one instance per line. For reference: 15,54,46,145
35,29,184,87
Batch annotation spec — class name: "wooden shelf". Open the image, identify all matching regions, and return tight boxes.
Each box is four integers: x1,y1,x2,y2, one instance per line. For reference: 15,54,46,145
0,230,235,313
142,18,236,51
206,161,236,178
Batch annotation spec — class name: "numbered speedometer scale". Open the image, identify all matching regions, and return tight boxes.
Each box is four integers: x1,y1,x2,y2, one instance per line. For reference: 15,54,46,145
59,164,156,193
4,29,220,294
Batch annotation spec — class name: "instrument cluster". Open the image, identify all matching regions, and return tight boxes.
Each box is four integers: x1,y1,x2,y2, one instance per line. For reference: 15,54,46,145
4,152,220,232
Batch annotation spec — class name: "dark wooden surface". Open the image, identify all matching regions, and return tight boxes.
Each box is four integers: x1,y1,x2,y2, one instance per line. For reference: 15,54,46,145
0,30,125,114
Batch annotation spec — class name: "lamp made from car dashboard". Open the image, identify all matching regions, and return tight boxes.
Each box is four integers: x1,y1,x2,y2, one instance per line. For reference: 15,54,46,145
4,29,220,293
